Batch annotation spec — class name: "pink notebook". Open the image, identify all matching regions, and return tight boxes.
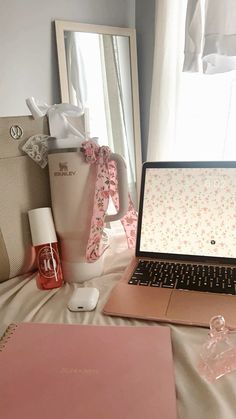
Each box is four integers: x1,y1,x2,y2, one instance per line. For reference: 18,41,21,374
0,322,177,419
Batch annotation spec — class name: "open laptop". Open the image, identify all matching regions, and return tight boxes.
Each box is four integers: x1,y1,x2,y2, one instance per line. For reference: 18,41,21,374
103,161,236,328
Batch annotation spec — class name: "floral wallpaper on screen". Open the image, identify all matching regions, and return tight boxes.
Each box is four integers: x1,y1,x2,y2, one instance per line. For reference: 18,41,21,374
140,168,236,258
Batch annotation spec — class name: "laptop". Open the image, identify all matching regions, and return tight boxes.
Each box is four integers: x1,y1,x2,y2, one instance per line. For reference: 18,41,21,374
103,161,236,328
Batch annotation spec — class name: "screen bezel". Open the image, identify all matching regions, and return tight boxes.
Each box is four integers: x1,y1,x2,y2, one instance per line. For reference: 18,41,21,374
135,161,236,265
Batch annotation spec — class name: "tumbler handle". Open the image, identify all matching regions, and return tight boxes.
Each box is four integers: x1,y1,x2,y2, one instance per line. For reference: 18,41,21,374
105,153,129,223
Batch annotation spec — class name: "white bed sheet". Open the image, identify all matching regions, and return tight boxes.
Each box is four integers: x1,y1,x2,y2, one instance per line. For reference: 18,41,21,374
1,232,236,419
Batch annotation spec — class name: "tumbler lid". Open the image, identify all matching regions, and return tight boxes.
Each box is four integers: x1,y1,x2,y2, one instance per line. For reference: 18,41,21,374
28,207,57,246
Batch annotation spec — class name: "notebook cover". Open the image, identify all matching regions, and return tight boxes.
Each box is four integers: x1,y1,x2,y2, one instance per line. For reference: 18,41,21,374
0,322,177,419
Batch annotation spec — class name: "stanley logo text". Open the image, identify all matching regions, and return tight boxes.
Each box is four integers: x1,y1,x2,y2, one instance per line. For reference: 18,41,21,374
54,162,77,176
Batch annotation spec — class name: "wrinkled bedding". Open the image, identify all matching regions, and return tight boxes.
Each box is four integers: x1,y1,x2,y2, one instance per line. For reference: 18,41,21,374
1,232,236,419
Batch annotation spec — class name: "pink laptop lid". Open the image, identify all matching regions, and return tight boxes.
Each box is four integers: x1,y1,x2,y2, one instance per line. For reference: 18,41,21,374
0,322,177,419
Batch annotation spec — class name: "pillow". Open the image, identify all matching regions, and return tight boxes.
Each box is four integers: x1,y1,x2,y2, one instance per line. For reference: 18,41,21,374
0,116,51,282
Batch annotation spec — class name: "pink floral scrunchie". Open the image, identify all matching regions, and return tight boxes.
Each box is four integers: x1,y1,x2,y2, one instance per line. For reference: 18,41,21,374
81,139,137,262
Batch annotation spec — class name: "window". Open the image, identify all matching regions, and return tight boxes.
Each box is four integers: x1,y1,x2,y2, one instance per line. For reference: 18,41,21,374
173,70,236,161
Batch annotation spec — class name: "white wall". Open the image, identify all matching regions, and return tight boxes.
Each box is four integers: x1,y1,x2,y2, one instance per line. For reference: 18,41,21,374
0,0,135,116
135,0,155,160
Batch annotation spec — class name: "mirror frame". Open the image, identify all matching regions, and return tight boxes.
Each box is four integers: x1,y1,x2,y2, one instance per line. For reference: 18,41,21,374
55,20,142,194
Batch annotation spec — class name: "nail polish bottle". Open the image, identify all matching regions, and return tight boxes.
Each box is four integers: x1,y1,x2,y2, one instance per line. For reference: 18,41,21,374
28,207,63,289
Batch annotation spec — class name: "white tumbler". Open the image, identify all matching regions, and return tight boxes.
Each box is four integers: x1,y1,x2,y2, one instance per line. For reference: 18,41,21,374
48,149,128,283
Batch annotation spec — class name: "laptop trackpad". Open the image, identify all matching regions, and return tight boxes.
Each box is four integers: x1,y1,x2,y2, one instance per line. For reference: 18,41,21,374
166,290,236,327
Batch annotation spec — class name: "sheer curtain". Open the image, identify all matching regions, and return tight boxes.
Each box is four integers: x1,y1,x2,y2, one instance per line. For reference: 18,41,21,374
184,0,236,74
65,32,87,112
65,32,137,204
148,0,236,162
147,0,187,161
100,35,136,203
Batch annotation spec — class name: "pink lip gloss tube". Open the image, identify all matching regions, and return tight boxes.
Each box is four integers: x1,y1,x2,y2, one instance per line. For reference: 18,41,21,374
28,207,63,290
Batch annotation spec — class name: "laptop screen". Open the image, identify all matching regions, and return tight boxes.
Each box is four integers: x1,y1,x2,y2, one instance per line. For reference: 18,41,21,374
136,162,236,262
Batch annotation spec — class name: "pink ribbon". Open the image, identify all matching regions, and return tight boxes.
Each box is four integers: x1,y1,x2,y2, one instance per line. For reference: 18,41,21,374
81,140,137,262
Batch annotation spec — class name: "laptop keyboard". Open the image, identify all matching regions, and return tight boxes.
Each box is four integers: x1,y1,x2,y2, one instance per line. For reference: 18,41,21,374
128,260,236,295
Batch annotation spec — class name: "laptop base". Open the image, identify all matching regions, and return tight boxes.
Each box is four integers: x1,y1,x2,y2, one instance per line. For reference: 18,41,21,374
103,257,236,328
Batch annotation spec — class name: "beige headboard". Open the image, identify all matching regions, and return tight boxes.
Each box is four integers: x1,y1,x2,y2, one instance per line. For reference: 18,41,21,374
0,116,51,282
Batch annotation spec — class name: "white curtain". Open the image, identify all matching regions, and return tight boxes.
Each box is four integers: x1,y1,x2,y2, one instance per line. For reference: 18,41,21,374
100,35,136,203
65,32,87,110
184,0,236,74
148,0,236,162
100,36,128,162
147,0,188,161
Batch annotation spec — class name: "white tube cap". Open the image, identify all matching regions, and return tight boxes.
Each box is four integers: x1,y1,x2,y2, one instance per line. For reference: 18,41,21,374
28,207,57,246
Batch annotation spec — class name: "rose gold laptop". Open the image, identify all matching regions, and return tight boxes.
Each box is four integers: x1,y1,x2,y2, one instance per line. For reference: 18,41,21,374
103,161,236,328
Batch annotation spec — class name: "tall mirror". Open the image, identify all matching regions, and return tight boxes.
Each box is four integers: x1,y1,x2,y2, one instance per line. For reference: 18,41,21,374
55,20,142,204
